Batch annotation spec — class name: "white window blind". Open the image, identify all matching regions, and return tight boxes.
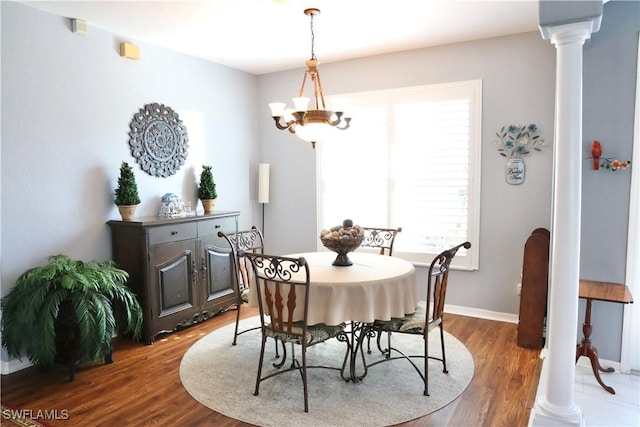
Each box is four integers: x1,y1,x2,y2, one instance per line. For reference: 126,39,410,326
316,80,481,270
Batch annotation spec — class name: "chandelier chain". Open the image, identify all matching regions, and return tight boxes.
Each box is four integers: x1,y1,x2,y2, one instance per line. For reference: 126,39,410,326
309,12,316,60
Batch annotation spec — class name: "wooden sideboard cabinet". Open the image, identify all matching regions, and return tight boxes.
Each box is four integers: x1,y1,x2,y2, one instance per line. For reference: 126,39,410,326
107,211,239,344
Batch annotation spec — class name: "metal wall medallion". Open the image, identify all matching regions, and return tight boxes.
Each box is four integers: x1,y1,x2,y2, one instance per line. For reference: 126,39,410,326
129,103,189,177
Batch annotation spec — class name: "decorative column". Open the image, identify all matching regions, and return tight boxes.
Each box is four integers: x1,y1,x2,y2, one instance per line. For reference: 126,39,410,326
532,19,599,427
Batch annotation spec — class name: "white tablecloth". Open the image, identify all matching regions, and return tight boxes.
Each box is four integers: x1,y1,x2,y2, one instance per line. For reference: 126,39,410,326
249,251,419,326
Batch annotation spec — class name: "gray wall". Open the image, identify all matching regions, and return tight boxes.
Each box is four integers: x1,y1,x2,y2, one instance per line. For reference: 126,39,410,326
258,31,557,317
258,1,638,361
0,2,259,363
579,0,639,361
1,0,636,366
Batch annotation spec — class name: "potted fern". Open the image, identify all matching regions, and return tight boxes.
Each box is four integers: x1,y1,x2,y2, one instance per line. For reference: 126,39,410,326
114,161,141,220
0,255,143,380
198,165,217,214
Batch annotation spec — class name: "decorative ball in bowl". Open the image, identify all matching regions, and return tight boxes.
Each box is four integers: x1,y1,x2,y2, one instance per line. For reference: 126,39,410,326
319,219,365,266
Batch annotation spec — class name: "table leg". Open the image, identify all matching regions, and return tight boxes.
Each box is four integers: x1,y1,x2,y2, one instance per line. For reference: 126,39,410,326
575,298,616,394
338,322,370,383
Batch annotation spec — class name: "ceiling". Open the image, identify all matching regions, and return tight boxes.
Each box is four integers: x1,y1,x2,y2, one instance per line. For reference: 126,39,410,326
23,0,542,75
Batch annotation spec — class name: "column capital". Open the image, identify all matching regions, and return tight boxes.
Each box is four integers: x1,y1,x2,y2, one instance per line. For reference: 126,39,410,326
540,20,599,46
539,0,602,41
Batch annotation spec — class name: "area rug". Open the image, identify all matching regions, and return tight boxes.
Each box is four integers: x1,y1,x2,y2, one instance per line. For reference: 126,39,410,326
180,317,474,426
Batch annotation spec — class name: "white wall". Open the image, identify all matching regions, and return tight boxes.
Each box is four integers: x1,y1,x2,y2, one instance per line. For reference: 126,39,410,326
0,2,259,363
258,31,556,317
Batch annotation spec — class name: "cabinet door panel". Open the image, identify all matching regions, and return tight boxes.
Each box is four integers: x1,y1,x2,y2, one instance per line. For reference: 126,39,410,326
158,253,193,316
199,238,236,314
204,245,234,300
149,240,197,319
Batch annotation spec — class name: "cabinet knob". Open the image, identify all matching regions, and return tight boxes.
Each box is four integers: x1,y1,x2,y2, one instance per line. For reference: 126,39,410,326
214,224,221,229
171,231,178,235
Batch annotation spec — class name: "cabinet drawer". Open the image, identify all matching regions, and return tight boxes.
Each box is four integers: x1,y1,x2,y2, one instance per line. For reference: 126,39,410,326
197,217,236,237
148,223,198,246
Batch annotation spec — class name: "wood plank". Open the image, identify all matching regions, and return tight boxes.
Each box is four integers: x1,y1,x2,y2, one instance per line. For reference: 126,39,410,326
1,309,542,427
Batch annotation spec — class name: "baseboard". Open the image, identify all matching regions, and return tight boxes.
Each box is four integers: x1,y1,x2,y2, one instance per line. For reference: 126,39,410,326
445,304,519,324
1,357,32,375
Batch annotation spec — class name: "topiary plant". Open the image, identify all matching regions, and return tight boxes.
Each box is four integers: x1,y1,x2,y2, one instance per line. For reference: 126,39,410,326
0,255,143,379
114,161,141,206
197,165,217,200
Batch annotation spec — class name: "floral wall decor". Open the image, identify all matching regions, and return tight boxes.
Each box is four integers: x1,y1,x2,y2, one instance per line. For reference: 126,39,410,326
494,124,547,185
128,102,189,177
588,139,632,171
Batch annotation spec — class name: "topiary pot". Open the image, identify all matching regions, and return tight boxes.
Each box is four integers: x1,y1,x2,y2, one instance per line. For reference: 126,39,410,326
117,205,137,220
201,199,216,214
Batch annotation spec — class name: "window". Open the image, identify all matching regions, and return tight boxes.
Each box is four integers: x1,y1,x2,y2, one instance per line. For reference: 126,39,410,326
316,80,481,270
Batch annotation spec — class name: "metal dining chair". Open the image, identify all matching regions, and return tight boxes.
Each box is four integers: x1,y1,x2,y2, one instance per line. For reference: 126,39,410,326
241,252,347,412
361,226,402,256
361,226,402,354
217,226,266,345
367,241,471,396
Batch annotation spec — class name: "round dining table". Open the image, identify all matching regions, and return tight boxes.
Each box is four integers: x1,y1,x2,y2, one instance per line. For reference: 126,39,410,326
248,250,419,382
276,251,419,383
282,251,419,326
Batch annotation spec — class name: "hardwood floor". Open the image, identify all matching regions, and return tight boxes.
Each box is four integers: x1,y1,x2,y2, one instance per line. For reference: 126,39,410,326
1,308,542,426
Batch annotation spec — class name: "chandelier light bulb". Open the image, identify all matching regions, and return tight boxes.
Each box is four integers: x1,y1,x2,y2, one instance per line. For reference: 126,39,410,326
268,102,285,117
292,97,310,112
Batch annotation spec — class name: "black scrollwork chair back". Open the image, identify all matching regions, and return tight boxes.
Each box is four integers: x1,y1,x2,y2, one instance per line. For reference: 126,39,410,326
241,252,346,413
362,226,402,354
368,241,471,396
361,227,402,256
218,226,265,345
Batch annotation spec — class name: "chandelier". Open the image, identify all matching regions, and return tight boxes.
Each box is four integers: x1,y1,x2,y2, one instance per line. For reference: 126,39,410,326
269,8,351,149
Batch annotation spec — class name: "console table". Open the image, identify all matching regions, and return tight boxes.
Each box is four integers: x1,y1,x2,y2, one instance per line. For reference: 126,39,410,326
108,211,239,343
577,279,634,394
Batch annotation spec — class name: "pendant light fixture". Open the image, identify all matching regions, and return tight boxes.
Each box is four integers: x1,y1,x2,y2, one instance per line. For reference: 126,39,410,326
268,8,351,149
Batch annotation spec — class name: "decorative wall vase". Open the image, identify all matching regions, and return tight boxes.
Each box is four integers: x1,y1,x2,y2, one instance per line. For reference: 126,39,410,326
495,124,547,185
128,103,189,178
505,158,525,185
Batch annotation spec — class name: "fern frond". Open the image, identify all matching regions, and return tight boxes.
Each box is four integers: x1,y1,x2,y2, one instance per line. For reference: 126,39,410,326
29,289,68,365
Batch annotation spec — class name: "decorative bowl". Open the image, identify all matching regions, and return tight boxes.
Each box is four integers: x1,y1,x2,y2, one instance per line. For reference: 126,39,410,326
320,220,364,266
